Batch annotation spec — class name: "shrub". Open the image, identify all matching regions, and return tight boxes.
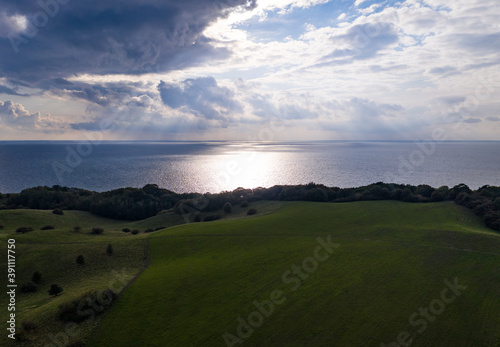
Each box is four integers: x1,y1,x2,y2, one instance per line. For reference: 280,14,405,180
193,215,201,222
32,271,42,284
484,211,500,231
41,225,55,230
21,320,36,333
430,191,444,202
91,227,104,235
240,201,249,208
58,290,117,323
223,202,232,213
122,228,131,233
495,197,500,209
52,208,64,215
15,329,28,342
20,282,38,293
48,284,63,297
144,229,154,233
106,243,113,256
203,215,222,222
247,208,257,215
73,226,81,233
0,224,4,229
16,227,34,233
131,229,140,235
76,255,85,265
155,226,166,231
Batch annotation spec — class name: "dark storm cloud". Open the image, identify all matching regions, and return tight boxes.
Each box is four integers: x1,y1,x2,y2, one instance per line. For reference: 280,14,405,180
158,77,242,120
37,78,154,106
0,84,29,96
0,0,256,82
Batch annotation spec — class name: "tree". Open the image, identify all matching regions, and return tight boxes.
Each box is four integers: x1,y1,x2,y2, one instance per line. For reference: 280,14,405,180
76,255,85,265
91,227,104,235
106,243,113,256
223,202,232,213
48,284,63,297
16,227,34,233
21,320,36,332
430,190,444,202
247,208,257,215
32,271,42,284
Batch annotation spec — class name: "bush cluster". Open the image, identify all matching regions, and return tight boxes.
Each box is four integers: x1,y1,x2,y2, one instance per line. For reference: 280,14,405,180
16,227,34,233
203,215,222,222
91,227,104,235
247,208,257,215
58,290,117,323
3,182,500,232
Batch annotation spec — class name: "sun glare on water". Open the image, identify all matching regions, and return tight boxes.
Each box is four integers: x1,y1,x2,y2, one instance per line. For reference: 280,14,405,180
210,144,281,192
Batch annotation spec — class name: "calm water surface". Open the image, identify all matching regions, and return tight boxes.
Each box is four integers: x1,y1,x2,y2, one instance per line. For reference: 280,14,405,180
0,141,498,193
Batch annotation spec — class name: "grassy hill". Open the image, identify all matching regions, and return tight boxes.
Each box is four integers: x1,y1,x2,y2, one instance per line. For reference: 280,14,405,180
0,201,279,346
86,201,500,347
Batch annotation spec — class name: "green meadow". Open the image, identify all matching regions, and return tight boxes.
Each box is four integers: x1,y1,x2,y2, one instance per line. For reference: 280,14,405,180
1,201,500,346
92,201,500,347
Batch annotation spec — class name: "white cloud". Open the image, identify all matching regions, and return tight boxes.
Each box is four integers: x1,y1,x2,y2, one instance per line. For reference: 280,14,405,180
0,12,27,37
3,0,500,140
358,4,382,15
354,0,370,7
0,100,61,132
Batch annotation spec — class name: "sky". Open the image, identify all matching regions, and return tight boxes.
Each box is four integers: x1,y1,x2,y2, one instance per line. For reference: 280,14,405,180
0,0,499,141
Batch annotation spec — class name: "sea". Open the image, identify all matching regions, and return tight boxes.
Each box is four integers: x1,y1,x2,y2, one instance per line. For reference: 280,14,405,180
0,141,499,194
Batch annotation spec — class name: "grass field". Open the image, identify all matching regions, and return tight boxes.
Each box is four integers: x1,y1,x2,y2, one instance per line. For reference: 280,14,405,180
84,201,500,347
0,201,280,346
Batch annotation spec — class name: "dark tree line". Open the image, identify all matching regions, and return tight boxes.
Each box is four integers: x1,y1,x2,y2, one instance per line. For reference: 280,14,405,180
1,182,499,231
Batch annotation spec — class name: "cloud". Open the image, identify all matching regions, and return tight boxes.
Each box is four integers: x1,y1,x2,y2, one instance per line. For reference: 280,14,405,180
320,22,399,64
158,77,242,121
0,100,46,129
0,11,27,37
0,0,257,82
354,0,370,7
358,4,382,15
487,116,500,122
0,84,29,96
428,66,457,75
463,118,481,124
